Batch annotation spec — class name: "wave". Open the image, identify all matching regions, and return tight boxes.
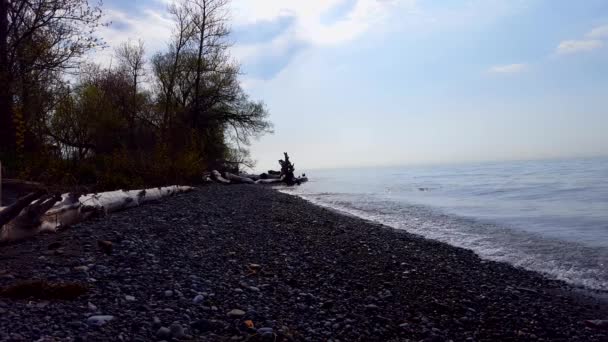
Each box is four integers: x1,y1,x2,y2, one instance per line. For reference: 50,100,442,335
281,189,608,292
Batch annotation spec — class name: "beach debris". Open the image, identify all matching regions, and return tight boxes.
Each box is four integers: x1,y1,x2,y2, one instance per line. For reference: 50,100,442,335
279,152,296,185
0,185,194,242
248,263,262,271
224,172,255,184
211,170,231,184
98,240,113,255
244,320,255,329
584,320,608,330
0,191,47,228
207,153,308,186
0,280,88,300
246,263,262,277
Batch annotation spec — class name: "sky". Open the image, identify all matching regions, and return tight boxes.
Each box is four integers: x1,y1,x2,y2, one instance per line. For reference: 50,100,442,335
98,0,608,171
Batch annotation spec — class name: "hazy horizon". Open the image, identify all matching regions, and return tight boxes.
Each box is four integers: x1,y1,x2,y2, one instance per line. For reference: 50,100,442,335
99,0,608,171
295,153,608,173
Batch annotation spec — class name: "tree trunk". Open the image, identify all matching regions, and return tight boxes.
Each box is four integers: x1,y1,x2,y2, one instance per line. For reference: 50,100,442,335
192,3,207,129
0,0,14,157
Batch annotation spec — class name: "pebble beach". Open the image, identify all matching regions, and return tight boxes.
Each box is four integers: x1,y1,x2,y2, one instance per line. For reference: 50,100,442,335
0,184,607,341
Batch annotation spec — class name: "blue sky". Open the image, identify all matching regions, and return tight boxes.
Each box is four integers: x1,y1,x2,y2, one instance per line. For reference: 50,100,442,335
99,0,608,171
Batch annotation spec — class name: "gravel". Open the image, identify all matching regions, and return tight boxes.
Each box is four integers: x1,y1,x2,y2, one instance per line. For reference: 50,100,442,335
0,184,607,341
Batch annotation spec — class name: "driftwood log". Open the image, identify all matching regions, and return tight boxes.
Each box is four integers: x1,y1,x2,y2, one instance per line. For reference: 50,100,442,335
239,173,261,181
206,153,308,186
255,178,284,185
8,193,62,232
224,173,255,184
0,191,46,228
279,152,296,185
2,186,194,242
211,170,231,184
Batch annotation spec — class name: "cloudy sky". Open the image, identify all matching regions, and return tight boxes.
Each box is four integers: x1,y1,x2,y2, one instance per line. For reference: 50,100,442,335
99,0,608,171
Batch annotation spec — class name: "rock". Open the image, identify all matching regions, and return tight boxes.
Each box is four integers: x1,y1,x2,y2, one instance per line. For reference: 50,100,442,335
192,294,205,304
69,321,86,329
164,290,173,297
97,240,113,255
170,323,186,338
249,286,261,292
153,317,162,328
87,302,97,311
584,320,608,330
125,295,136,301
74,266,89,272
86,315,114,326
48,242,62,250
156,327,171,339
321,301,335,309
227,309,246,318
191,319,213,332
257,327,275,340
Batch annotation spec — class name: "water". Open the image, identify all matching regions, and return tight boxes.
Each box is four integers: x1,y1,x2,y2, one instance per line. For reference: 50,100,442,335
280,157,608,291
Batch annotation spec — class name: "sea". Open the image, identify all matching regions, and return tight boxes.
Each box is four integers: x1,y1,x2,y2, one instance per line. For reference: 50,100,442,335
279,157,608,292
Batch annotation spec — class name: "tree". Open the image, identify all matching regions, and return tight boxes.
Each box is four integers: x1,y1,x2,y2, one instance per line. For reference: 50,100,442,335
151,0,271,169
0,0,104,160
1,0,272,188
115,39,146,94
152,2,195,141
115,39,146,149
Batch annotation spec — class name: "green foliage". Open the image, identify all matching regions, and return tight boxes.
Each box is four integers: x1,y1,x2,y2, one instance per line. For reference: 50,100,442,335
2,0,273,189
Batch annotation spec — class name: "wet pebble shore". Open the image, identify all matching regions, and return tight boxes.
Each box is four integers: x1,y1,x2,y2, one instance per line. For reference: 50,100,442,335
0,184,607,341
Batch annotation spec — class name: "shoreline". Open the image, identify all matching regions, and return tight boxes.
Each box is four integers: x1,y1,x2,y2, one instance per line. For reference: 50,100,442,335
0,184,606,340
280,188,608,298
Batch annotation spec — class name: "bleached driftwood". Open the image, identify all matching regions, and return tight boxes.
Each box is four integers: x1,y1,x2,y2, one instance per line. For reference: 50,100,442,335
224,172,255,184
239,173,260,181
1,193,62,242
211,170,231,184
0,191,46,228
205,152,308,186
255,178,284,185
1,186,194,242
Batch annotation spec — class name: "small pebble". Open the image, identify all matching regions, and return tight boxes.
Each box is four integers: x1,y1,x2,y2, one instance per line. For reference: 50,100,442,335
156,326,171,339
227,309,246,318
86,315,114,327
192,294,205,304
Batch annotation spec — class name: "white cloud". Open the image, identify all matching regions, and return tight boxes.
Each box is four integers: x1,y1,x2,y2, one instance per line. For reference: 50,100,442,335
586,24,608,39
555,24,608,55
556,39,603,55
488,63,527,74
92,8,173,67
231,0,411,46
